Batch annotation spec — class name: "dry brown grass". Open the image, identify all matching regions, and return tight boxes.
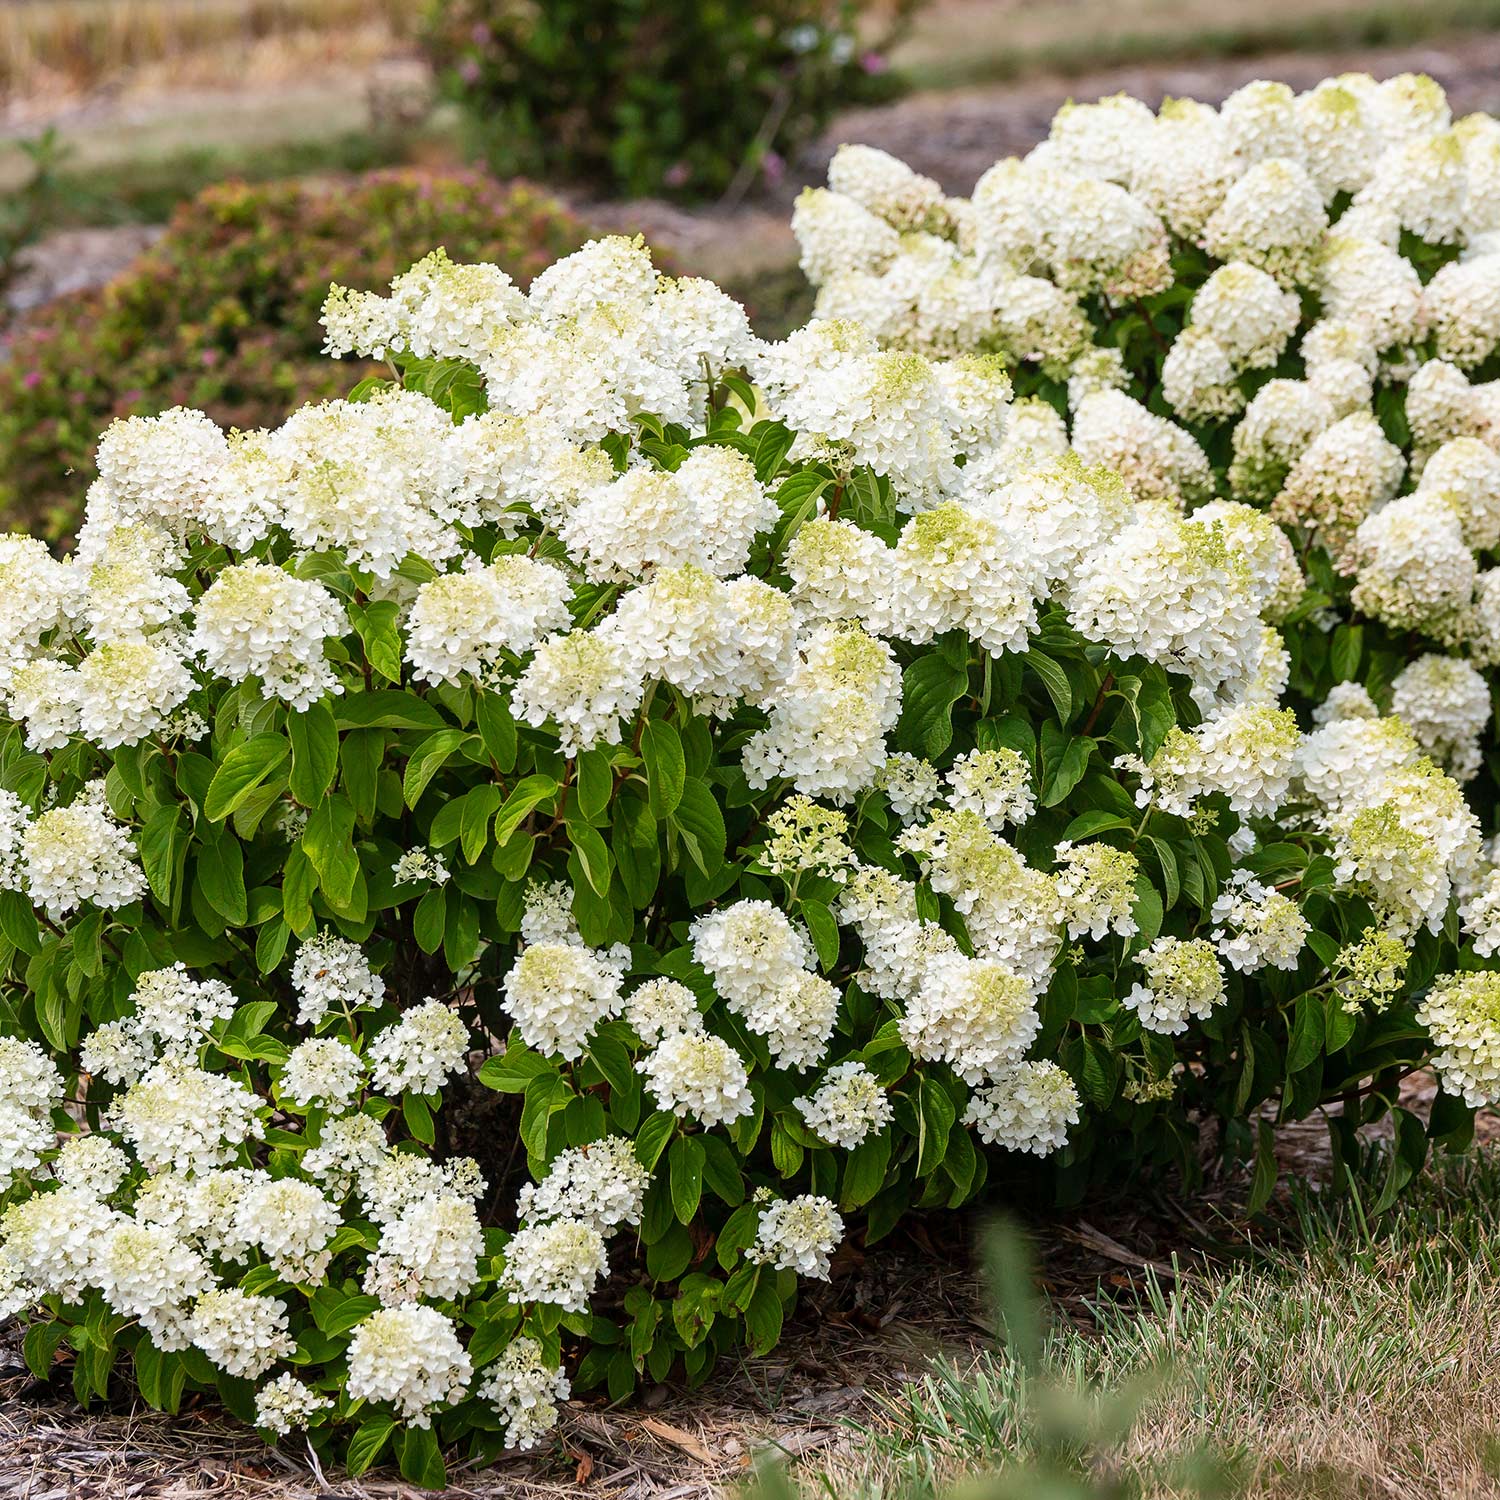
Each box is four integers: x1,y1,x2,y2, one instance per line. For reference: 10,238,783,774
0,0,414,102
802,1147,1500,1500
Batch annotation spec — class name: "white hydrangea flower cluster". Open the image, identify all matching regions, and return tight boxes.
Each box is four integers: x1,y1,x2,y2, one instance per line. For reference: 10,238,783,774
1052,842,1141,941
793,1061,894,1148
759,796,854,882
188,1288,296,1379
500,1217,609,1313
1295,713,1482,936
367,1000,469,1095
345,1303,473,1427
963,1061,1082,1155
1210,871,1310,972
1389,653,1491,783
14,783,146,921
1415,970,1500,1107
515,1136,651,1235
0,1037,62,1190
690,900,837,1069
750,1194,845,1280
477,1336,572,1452
290,930,386,1028
364,1193,484,1305
502,938,628,1061
1123,937,1227,1035
1121,705,1302,820
254,1372,332,1436
636,1028,754,1127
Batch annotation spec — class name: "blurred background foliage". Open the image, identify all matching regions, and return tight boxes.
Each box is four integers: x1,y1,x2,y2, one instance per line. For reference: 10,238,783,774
0,171,588,542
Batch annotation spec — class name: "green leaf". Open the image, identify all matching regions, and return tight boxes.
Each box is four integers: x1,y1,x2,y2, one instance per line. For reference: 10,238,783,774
134,1342,187,1414
475,689,518,772
460,784,503,865
1372,1108,1428,1214
1286,994,1324,1073
670,780,726,878
138,803,187,917
1025,649,1072,723
745,1280,784,1356
402,728,472,808
669,1135,705,1225
1062,811,1133,840
0,889,40,955
613,795,660,909
340,728,384,824
478,1042,553,1094
397,1425,445,1488
1130,875,1164,947
1040,727,1092,807
1106,673,1175,760
1330,623,1363,683
771,1116,804,1177
568,818,614,897
403,1090,435,1146
1145,837,1179,911
288,698,340,806
352,599,404,683
699,1135,746,1206
752,421,795,480
311,1291,382,1336
801,900,840,972
255,918,291,975
23,1321,65,1380
841,1131,891,1209
335,692,445,730
1325,995,1358,1053
299,796,359,905
492,774,559,847
717,1205,761,1269
204,734,289,822
916,1076,956,1176
897,654,969,759
1247,1118,1278,1214
577,749,614,822
643,720,686,819
521,1072,568,1160
413,887,446,954
196,829,247,925
345,1414,395,1475
634,1110,676,1170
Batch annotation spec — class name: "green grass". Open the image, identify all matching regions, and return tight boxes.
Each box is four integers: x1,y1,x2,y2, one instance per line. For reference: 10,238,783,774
781,1149,1500,1500
894,0,1500,92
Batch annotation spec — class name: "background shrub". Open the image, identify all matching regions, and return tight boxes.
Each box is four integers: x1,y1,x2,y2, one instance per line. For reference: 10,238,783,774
0,169,589,543
421,0,915,201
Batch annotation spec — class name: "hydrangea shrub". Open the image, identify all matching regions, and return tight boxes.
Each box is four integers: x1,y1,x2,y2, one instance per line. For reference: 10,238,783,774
0,232,1485,1484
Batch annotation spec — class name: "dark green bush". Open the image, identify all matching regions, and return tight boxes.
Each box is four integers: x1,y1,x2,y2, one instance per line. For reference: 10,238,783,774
422,0,916,200
0,170,589,543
